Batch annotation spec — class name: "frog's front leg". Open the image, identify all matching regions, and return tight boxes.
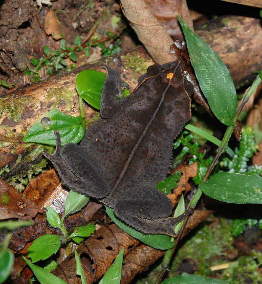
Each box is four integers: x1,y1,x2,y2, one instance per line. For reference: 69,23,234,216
44,132,110,199
100,66,123,119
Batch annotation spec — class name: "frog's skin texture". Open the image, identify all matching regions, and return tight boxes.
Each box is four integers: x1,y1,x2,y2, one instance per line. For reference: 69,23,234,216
45,42,203,236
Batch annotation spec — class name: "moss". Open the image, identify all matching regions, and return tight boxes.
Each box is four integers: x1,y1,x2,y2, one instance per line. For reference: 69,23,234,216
167,218,261,283
170,218,234,277
0,96,31,122
45,87,75,112
8,146,49,191
121,54,152,74
221,18,230,26
0,193,10,205
222,251,262,284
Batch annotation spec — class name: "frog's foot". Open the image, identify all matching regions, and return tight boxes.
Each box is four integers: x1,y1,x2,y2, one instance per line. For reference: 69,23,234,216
114,199,191,236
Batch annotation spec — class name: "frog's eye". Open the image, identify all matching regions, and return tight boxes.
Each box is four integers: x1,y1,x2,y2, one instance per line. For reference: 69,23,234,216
166,72,174,80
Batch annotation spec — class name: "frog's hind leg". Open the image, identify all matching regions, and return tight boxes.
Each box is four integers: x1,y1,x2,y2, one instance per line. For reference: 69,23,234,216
114,197,189,236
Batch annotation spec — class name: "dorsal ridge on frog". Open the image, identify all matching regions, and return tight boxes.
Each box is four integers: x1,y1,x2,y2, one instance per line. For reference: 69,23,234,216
45,41,207,236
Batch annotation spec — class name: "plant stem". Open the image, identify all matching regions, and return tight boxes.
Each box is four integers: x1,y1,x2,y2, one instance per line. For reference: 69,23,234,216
204,125,234,181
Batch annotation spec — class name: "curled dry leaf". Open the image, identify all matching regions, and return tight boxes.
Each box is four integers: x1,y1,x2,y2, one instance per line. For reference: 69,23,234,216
167,162,198,205
120,0,175,64
145,0,193,39
44,10,63,40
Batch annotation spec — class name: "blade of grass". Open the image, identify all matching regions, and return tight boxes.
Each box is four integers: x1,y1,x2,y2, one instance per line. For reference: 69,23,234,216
185,124,234,157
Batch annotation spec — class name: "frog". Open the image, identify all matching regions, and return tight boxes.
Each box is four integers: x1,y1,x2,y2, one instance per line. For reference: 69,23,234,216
45,40,207,236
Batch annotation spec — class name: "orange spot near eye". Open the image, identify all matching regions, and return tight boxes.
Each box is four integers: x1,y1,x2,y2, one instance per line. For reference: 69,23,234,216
166,72,174,80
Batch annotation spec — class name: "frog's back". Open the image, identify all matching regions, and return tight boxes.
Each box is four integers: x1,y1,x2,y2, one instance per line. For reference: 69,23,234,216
80,69,191,195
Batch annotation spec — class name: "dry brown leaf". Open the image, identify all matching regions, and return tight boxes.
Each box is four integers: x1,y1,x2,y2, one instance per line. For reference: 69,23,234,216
120,0,175,64
247,97,262,129
0,151,17,168
53,224,140,283
0,179,38,220
252,144,262,165
145,0,193,39
167,162,198,205
23,169,60,208
44,10,63,40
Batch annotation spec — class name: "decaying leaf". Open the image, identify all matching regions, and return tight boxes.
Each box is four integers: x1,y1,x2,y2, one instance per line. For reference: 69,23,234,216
0,179,38,220
44,10,63,40
167,163,198,205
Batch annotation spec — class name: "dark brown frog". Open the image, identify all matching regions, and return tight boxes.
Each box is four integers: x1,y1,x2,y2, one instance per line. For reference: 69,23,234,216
45,41,206,236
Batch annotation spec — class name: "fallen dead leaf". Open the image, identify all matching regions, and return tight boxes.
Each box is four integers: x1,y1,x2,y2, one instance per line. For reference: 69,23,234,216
145,0,193,39
0,179,38,220
44,10,63,40
23,169,61,210
167,162,198,205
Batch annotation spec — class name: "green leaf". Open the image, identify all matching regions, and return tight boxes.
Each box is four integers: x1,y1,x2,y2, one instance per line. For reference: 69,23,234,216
76,70,106,110
200,172,262,204
0,249,14,284
74,36,82,46
63,191,89,219
44,260,57,272
0,80,12,88
60,39,67,50
28,234,61,263
106,207,174,250
23,257,67,284
99,249,124,284
179,18,237,126
259,71,262,80
84,47,90,57
0,220,33,230
69,52,78,62
46,207,63,229
185,124,234,157
31,58,40,66
173,195,185,234
23,109,85,146
157,172,181,194
75,251,87,284
69,224,96,240
43,46,52,56
162,273,228,284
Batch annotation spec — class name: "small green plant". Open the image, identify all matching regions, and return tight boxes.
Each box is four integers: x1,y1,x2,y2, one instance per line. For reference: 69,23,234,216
21,191,95,283
231,218,262,237
24,36,121,82
24,37,88,81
